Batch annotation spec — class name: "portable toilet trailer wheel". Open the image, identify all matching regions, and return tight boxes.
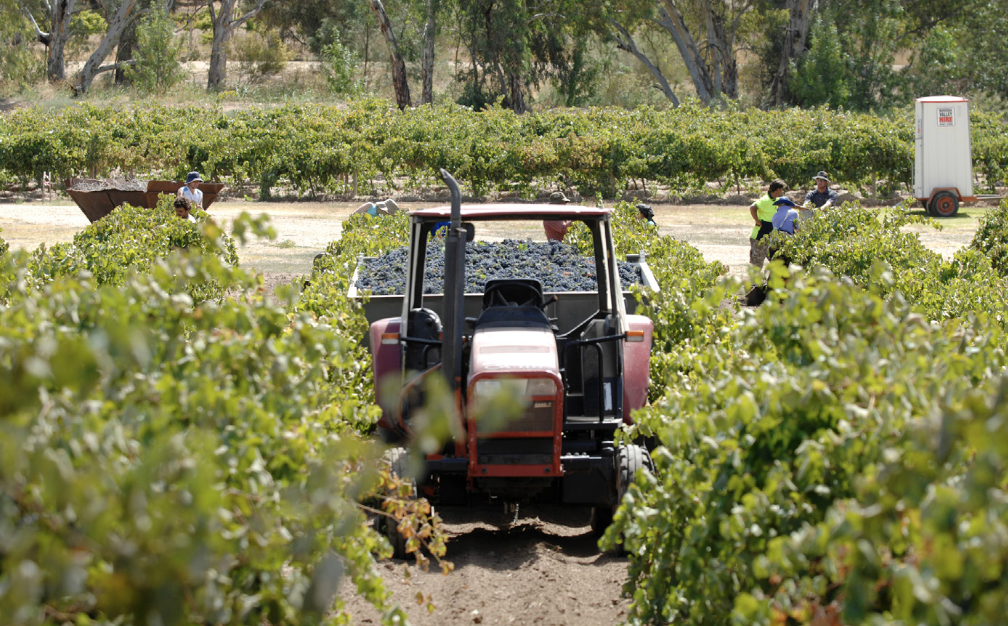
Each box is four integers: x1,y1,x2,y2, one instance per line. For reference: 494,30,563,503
929,190,960,218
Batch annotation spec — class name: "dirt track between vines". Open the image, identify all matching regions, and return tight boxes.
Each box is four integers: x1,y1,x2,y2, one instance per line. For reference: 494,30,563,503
0,197,989,625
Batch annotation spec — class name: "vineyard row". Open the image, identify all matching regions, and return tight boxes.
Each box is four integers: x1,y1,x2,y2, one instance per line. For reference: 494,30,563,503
1,100,1005,198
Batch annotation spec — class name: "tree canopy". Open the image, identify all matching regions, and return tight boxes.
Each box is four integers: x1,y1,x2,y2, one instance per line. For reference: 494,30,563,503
1,0,1005,110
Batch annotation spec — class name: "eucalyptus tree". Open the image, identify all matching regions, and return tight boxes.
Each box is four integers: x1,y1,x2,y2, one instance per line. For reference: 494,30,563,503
364,0,446,108
114,0,152,85
1,0,36,90
787,0,981,110
367,0,411,108
22,0,176,93
124,2,185,93
206,0,269,89
21,0,72,81
602,0,757,106
767,0,817,106
453,0,597,113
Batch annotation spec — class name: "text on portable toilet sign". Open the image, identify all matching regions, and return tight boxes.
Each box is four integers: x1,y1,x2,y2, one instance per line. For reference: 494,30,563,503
937,107,955,127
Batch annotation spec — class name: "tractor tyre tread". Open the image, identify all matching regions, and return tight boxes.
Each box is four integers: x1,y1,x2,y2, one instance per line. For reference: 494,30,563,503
610,444,652,556
383,447,414,559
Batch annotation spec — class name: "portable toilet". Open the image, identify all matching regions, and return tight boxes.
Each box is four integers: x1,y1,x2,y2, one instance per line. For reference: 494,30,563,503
914,96,975,217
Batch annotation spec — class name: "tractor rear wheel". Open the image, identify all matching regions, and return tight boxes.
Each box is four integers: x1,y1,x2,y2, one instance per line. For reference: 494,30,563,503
589,505,613,537
929,191,960,218
382,447,415,559
597,444,653,555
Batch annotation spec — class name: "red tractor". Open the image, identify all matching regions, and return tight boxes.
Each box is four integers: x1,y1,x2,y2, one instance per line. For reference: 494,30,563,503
364,171,655,556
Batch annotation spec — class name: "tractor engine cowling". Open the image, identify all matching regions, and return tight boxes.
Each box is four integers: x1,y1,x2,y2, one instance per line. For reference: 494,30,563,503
465,326,564,480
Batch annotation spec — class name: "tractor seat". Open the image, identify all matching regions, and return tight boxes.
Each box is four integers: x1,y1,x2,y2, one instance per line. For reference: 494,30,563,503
481,278,544,310
473,305,551,329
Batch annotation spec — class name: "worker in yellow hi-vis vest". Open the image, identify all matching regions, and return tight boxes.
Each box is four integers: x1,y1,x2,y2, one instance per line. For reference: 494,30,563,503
748,179,786,267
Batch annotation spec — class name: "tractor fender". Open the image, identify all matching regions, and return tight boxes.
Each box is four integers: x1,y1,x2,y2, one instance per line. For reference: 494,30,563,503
370,317,402,430
622,315,653,422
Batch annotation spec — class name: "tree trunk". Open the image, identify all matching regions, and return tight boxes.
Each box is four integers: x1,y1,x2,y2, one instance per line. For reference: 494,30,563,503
76,0,140,93
47,0,75,82
654,1,714,103
206,0,267,90
420,0,436,105
367,0,411,109
509,72,525,114
770,0,815,106
609,18,681,106
207,0,235,89
363,20,371,89
114,25,137,84
115,2,145,85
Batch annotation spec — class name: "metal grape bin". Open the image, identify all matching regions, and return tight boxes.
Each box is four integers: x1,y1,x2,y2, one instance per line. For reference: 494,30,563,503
65,178,225,223
348,252,660,342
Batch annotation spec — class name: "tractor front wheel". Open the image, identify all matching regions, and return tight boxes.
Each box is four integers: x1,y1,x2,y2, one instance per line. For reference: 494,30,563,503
595,444,653,555
382,447,415,559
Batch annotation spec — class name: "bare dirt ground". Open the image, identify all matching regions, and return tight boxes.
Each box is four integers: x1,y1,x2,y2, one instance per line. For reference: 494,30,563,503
342,504,631,626
1,197,986,283
0,196,991,625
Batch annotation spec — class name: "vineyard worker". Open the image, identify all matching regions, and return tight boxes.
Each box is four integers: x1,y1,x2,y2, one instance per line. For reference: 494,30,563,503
543,191,573,242
771,196,800,235
174,196,196,222
768,196,801,266
636,203,658,228
803,171,838,209
748,179,786,266
178,171,204,209
353,198,401,217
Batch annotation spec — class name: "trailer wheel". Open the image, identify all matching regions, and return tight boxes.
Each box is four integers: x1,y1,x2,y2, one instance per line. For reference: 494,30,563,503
929,191,960,218
382,447,415,559
598,444,653,555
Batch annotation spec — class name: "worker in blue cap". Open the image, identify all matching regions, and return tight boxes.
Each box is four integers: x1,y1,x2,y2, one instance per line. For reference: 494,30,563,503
767,196,801,265
771,196,800,235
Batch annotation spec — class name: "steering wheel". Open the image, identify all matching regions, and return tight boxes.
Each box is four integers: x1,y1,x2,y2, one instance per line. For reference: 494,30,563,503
485,283,542,309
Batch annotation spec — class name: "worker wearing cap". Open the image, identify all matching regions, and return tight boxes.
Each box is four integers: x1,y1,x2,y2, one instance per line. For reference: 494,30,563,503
543,191,573,242
771,196,800,235
178,171,204,209
749,179,786,266
804,171,838,209
636,203,658,228
768,196,801,266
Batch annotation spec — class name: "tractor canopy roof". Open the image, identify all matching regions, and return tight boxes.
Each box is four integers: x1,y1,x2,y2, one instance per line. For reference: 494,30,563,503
409,204,612,221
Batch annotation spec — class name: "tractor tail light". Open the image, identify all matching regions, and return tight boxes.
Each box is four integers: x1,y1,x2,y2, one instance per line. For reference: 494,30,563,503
626,330,645,343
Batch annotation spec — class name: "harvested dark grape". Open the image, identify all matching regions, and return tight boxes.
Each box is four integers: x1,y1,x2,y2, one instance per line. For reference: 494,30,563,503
356,239,642,295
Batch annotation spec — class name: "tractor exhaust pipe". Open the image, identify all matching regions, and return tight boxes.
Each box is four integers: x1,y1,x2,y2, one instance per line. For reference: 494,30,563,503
439,169,465,393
